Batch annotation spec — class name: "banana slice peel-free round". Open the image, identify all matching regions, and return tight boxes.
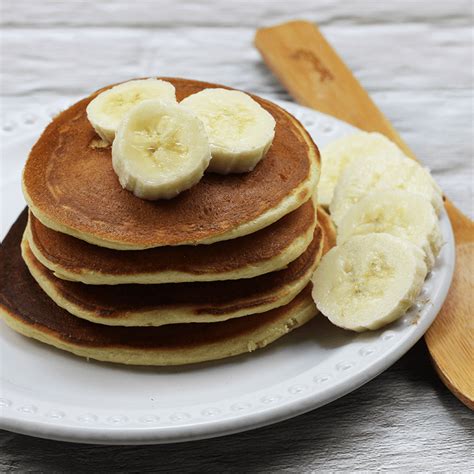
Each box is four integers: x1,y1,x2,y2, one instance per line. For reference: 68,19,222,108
319,132,406,207
312,233,428,332
86,79,177,143
181,88,276,174
337,190,443,269
330,154,443,226
112,99,211,200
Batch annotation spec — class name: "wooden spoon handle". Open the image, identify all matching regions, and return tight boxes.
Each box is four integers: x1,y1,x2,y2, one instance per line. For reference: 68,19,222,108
255,20,474,409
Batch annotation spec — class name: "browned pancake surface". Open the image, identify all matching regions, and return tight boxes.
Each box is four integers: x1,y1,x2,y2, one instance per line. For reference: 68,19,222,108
29,200,315,278
0,210,313,349
23,78,318,248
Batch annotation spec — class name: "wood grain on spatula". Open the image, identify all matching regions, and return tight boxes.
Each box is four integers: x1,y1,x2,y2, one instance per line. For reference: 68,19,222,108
255,20,473,409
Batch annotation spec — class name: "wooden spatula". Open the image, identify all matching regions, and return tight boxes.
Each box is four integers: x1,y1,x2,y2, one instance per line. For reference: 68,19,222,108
255,20,473,409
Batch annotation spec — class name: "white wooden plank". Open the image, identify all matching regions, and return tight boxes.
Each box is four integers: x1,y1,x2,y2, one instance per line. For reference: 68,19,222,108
1,0,471,27
1,25,472,98
371,90,474,217
324,25,473,91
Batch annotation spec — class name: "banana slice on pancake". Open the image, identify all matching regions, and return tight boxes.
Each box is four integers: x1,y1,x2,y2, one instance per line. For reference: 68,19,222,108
180,88,276,174
86,79,177,143
112,99,211,200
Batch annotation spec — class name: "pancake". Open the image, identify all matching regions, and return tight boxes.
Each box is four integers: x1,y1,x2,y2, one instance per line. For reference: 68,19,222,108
26,199,317,285
317,206,337,251
23,78,320,250
0,212,318,365
21,219,325,327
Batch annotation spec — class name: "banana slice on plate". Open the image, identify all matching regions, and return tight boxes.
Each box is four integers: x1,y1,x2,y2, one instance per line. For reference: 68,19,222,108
337,190,443,269
112,99,211,200
311,233,428,331
329,154,443,226
180,88,276,174
319,132,405,207
87,79,177,143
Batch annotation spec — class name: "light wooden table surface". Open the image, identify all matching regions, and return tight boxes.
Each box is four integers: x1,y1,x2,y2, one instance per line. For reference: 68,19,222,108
0,1,472,471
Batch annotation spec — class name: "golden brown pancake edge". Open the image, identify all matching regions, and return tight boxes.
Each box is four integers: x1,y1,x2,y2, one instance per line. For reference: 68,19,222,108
21,221,324,326
0,211,319,365
26,199,317,284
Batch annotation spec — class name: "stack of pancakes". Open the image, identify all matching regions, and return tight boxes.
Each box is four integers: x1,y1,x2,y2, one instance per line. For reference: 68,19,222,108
0,78,335,366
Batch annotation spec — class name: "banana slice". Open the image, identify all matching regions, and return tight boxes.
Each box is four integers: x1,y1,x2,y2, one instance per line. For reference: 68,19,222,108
329,154,443,226
337,190,442,269
87,79,177,143
311,234,428,331
180,88,276,174
319,132,405,207
112,99,211,200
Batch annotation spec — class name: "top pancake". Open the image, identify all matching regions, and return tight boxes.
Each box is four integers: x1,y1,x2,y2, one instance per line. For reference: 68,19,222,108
23,78,320,250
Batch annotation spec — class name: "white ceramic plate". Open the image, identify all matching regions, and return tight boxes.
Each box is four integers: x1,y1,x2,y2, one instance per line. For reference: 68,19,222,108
0,99,455,445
